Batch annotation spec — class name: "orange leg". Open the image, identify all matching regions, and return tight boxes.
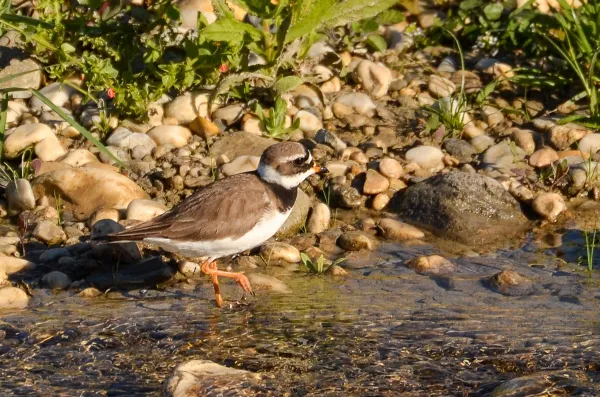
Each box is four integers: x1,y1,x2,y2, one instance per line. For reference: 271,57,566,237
200,259,253,308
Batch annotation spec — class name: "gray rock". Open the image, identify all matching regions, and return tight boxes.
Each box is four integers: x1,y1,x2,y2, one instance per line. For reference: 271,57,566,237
490,370,596,397
331,185,363,208
0,51,42,99
443,138,475,163
390,171,528,244
337,231,377,251
43,271,72,290
489,269,533,296
315,129,347,152
210,131,276,159
481,141,527,172
39,247,70,262
6,178,35,215
90,219,142,264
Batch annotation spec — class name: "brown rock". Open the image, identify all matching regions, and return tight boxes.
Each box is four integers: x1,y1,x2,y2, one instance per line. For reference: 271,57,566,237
378,218,424,241
406,255,455,275
363,169,390,195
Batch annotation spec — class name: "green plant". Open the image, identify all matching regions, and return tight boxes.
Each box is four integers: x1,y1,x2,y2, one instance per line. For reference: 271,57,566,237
252,96,299,139
582,228,597,274
301,253,345,275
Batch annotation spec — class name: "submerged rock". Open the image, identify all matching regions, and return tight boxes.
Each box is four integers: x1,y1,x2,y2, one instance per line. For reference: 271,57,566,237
491,370,595,397
406,255,456,275
390,171,528,244
490,269,533,296
164,360,260,397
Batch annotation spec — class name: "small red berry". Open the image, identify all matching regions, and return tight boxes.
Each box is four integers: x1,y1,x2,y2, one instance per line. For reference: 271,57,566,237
107,88,115,99
219,64,228,73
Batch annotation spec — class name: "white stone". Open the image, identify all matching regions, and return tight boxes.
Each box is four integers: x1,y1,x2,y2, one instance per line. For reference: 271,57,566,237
33,220,66,244
353,60,392,98
178,261,201,278
0,286,29,310
306,203,330,234
126,199,167,222
4,123,65,161
405,146,445,172
29,80,81,111
334,93,377,115
295,110,323,132
0,257,36,275
164,92,210,124
176,0,217,31
428,75,456,98
532,193,566,221
241,116,266,135
147,125,192,148
6,178,36,215
578,133,600,155
260,242,301,263
220,155,260,176
60,149,98,167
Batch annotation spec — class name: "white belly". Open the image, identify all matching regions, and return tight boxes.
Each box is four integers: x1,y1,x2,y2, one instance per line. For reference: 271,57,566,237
143,208,292,259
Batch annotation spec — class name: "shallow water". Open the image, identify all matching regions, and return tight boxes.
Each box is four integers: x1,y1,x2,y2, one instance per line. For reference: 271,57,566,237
1,230,600,396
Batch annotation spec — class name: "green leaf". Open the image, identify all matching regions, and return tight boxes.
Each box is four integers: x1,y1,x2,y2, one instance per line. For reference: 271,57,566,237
459,0,483,10
321,0,399,30
29,89,123,167
201,17,264,43
483,3,503,21
273,76,304,95
212,0,236,18
476,80,499,104
0,93,7,162
366,34,387,52
60,43,76,53
285,0,336,43
375,9,405,25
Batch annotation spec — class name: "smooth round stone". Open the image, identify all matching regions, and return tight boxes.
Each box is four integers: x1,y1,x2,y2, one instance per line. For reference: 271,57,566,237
353,60,392,98
326,264,348,276
190,116,221,138
349,151,368,164
0,286,29,310
78,287,102,298
290,84,323,108
378,157,403,179
212,104,244,125
482,141,526,168
490,269,533,296
470,135,495,153
0,257,36,275
378,218,424,240
405,145,445,172
33,220,66,245
295,109,323,132
437,56,457,73
6,178,35,215
578,133,600,155
220,155,260,176
147,125,192,148
30,80,80,111
316,129,347,153
164,92,209,124
39,247,70,263
247,273,292,293
532,192,566,221
331,185,363,208
43,271,72,290
178,261,201,278
241,115,266,135
372,193,390,211
406,255,455,275
334,93,377,115
443,138,475,162
89,208,120,227
4,123,60,159
306,203,330,234
60,149,98,167
428,75,455,98
363,169,389,195
260,242,301,263
321,77,341,94
529,148,559,168
337,231,377,251
6,101,28,126
126,199,167,222
107,127,156,154
510,128,537,155
0,57,42,95
482,105,504,127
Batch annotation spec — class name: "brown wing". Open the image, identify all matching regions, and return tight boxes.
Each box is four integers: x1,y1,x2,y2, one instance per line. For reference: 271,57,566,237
107,173,270,242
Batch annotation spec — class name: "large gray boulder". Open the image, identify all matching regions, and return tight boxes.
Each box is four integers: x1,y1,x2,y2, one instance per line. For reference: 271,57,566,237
390,171,528,244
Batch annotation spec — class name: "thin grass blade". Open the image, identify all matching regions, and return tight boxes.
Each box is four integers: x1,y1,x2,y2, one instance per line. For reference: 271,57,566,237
0,92,7,162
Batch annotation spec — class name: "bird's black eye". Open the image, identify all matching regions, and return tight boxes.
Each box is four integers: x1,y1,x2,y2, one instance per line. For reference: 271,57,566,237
293,157,305,166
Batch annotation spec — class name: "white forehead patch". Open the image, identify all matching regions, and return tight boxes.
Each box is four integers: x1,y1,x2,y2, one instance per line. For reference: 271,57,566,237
257,163,315,189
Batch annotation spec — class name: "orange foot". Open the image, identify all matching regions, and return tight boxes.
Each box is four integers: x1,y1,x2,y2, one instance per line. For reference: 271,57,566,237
200,259,254,308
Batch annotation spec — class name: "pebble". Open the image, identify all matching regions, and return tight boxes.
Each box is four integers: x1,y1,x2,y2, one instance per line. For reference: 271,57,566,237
306,203,330,234
482,105,504,127
405,146,445,172
510,128,537,155
30,80,80,111
331,185,363,208
442,138,475,162
147,125,192,148
241,115,266,135
532,192,566,221
0,57,42,95
406,255,456,275
246,273,292,293
482,141,526,169
529,147,559,168
321,77,341,94
378,157,403,179
0,269,6,286
260,242,301,263
490,269,533,296
372,192,390,210
106,127,156,158
290,84,323,108
126,199,168,222
78,287,102,298
178,261,201,278
220,155,260,176
334,93,377,115
363,169,389,194
60,149,98,167
164,92,209,124
428,75,455,98
326,264,348,276
337,231,376,251
39,247,70,262
43,271,72,290
189,116,221,138
33,220,66,245
4,123,65,161
0,286,29,310
470,135,495,153
353,60,392,98
295,109,323,132
89,208,120,226
0,257,36,274
534,117,591,150
6,178,36,215
315,129,346,152
212,104,245,125
378,218,424,240
578,133,600,155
